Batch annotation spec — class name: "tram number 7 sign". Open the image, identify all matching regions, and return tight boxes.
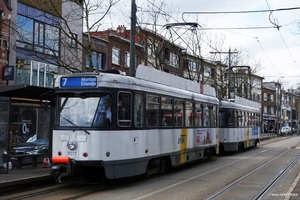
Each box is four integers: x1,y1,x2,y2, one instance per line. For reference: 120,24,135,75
60,77,97,88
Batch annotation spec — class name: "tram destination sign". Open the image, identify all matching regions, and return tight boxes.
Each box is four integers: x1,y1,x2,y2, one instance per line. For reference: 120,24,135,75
60,77,97,88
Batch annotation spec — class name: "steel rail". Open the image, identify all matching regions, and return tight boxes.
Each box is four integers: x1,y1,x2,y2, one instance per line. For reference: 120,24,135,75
206,146,298,200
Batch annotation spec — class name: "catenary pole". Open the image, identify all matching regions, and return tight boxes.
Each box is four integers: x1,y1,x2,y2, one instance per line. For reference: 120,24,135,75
129,0,136,77
210,48,238,99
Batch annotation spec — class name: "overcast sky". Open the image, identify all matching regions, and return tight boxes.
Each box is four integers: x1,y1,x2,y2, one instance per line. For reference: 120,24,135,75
106,0,300,89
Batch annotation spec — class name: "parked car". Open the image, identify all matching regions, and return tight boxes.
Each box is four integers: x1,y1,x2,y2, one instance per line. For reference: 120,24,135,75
10,139,49,156
2,135,49,164
281,127,291,135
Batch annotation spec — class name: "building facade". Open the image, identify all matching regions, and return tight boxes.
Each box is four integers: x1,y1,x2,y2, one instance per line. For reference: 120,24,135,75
0,0,83,172
0,0,12,85
262,82,278,133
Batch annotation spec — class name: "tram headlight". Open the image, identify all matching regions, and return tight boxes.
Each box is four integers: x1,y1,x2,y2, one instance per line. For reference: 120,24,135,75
67,141,77,150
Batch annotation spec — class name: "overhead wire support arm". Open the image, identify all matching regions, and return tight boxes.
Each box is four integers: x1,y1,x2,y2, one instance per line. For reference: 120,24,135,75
164,22,198,29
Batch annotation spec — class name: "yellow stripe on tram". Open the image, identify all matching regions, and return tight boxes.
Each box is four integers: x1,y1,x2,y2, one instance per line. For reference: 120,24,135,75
180,129,188,164
246,127,250,148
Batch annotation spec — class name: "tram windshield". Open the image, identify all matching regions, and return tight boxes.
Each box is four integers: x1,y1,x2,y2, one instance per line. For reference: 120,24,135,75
55,93,112,128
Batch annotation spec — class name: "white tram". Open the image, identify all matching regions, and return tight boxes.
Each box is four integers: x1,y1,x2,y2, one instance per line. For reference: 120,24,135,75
219,98,261,152
50,65,220,182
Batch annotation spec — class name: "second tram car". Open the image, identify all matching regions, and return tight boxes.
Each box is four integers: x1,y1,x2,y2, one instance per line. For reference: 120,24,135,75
50,65,220,182
219,99,261,152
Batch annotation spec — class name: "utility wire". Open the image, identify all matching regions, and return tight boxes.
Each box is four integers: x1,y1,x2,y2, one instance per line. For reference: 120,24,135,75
265,0,300,71
182,6,300,18
256,38,281,75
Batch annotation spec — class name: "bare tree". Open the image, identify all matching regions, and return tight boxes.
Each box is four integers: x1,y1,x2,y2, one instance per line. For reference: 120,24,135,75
207,34,263,100
135,0,182,71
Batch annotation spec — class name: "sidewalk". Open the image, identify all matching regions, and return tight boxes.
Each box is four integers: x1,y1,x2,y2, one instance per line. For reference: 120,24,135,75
0,164,51,190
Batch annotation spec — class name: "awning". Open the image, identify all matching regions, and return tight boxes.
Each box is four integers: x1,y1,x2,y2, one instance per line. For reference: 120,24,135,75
0,85,54,100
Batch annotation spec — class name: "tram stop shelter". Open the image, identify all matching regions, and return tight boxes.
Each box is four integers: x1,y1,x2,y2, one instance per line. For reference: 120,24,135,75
0,85,53,174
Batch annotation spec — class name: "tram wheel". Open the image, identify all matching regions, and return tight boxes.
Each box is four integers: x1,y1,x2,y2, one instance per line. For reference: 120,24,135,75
142,163,150,178
254,141,258,147
238,143,243,152
205,149,213,160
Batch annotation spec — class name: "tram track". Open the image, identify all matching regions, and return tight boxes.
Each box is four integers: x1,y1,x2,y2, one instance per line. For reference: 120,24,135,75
255,147,300,200
4,183,78,200
2,177,136,200
129,137,300,200
2,137,300,200
205,145,300,200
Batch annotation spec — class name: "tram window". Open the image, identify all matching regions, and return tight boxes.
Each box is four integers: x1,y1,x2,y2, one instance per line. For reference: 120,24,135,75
234,111,238,127
185,101,193,127
161,97,172,127
240,111,244,127
238,111,242,127
228,109,234,127
249,113,253,127
203,104,210,127
117,92,131,127
210,105,217,127
195,102,202,127
174,99,183,127
256,114,260,127
245,112,249,127
219,111,227,127
146,95,159,127
134,93,144,128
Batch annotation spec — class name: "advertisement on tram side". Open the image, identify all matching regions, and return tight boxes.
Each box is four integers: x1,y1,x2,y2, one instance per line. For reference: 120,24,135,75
194,128,216,146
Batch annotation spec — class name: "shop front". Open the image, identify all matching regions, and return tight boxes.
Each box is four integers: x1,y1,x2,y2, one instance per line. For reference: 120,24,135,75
0,85,53,174
262,115,277,133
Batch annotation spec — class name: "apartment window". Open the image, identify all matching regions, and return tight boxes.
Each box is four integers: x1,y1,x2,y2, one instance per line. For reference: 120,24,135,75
147,43,153,57
257,94,260,102
16,15,60,56
69,33,77,48
271,107,274,114
204,66,211,77
263,93,267,101
270,94,274,102
188,60,197,72
86,51,105,70
125,52,130,68
264,106,267,114
112,48,120,65
170,52,179,68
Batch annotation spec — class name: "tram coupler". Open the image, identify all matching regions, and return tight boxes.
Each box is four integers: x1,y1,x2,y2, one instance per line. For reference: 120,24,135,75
50,157,76,182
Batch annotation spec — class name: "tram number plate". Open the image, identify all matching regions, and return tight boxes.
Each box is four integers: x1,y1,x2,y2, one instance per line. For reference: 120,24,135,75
178,137,184,144
67,151,77,156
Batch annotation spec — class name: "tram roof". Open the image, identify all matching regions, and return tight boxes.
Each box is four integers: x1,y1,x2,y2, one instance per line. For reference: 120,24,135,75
0,85,54,100
219,100,261,113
